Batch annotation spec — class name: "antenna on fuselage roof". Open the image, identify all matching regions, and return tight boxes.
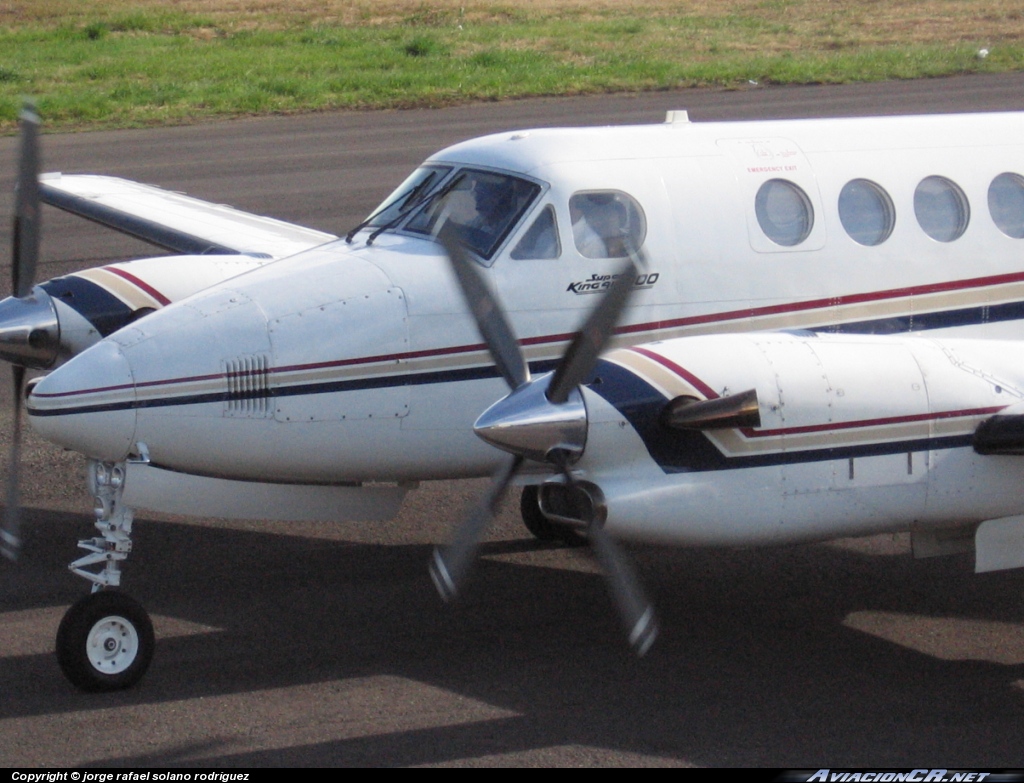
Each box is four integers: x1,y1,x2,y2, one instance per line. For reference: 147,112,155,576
664,110,690,124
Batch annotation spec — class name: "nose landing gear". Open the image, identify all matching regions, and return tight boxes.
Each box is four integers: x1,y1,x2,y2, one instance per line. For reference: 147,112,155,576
55,458,154,691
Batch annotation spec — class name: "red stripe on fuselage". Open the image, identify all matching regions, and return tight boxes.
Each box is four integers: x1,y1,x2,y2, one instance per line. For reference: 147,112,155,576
31,271,1024,401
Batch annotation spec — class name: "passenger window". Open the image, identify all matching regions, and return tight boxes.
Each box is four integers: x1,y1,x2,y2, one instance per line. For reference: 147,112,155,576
569,191,646,259
755,179,814,246
914,176,969,242
838,179,895,246
511,206,560,260
988,172,1024,239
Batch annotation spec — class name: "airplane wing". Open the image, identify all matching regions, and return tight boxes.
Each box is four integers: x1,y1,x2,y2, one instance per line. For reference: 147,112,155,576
39,174,339,258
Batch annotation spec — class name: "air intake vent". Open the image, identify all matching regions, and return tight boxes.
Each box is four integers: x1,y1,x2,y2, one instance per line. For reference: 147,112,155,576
224,354,271,417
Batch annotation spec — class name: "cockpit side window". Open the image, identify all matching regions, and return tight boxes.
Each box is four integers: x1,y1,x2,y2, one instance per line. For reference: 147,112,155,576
406,169,541,259
569,191,647,259
511,205,561,260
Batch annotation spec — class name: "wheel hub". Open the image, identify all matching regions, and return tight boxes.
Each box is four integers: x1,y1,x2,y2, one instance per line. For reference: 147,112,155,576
87,615,139,673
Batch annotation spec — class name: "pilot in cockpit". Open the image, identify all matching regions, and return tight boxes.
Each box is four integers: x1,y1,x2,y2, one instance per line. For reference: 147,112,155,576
448,175,513,252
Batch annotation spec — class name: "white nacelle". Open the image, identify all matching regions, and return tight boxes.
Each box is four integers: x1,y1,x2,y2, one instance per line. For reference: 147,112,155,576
580,332,1024,547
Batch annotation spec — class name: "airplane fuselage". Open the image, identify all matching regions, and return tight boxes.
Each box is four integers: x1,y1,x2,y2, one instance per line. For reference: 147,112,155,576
27,111,1024,547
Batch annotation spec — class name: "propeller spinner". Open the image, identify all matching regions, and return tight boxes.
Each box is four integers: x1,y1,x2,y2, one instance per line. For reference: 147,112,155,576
429,225,659,655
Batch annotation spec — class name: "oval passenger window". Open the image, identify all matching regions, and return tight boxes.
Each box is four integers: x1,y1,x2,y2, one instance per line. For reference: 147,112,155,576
914,176,969,242
988,172,1024,239
838,179,895,246
754,179,814,247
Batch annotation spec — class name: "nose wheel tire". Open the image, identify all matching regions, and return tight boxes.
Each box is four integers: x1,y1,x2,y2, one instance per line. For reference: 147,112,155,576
56,591,155,692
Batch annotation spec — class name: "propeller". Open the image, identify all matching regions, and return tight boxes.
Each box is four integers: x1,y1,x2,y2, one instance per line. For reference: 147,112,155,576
2,102,42,562
429,224,659,655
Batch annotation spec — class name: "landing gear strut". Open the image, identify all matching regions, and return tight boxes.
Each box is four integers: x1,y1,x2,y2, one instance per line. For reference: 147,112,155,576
56,459,154,691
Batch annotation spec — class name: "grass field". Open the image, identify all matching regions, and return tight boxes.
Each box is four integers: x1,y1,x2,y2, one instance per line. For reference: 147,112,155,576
1,1,1023,131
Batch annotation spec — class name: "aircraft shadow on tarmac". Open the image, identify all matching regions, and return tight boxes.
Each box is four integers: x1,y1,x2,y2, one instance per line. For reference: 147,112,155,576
2,507,1022,766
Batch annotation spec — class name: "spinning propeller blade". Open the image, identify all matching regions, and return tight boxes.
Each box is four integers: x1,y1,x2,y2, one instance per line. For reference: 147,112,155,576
588,513,659,655
441,225,529,392
431,229,658,654
2,365,24,562
12,103,40,300
547,250,640,404
430,454,523,602
2,103,42,562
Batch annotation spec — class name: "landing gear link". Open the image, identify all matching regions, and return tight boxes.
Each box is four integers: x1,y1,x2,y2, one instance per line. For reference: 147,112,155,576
56,459,154,691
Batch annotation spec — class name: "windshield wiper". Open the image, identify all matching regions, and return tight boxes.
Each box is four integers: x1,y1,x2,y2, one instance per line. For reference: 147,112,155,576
365,174,463,246
345,171,440,244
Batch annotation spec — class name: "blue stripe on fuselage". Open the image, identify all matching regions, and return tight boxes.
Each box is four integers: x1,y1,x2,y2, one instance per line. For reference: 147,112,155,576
27,297,1024,420
41,275,138,337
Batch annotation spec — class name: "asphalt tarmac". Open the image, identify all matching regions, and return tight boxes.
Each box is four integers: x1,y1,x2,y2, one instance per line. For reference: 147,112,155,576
1,74,1023,767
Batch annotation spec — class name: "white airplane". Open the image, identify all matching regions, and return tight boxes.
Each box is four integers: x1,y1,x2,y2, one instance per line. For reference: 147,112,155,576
12,105,1024,692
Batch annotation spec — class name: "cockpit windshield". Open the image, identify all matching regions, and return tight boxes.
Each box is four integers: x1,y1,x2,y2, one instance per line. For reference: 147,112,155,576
405,169,541,259
358,166,541,259
365,165,452,229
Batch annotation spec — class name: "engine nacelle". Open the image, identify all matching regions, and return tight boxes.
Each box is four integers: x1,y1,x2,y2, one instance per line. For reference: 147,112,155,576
565,332,1024,548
